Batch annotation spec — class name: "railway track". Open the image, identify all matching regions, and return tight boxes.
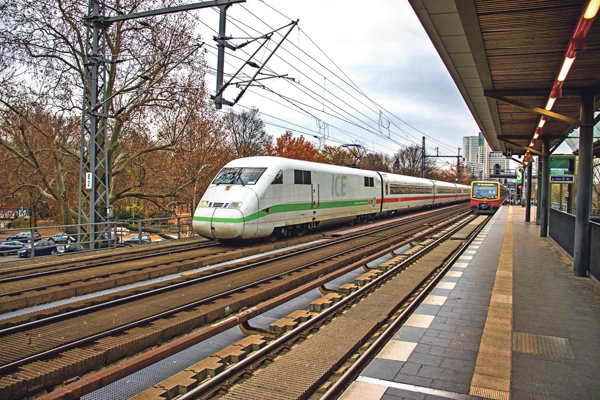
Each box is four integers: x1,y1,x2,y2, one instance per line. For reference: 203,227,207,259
0,235,323,314
0,205,470,400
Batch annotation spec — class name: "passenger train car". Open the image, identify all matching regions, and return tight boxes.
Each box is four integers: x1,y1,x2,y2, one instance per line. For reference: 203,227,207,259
193,157,470,240
470,181,510,214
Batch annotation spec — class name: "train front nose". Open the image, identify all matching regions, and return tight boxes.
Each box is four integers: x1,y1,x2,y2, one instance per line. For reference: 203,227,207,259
209,208,245,239
193,208,245,240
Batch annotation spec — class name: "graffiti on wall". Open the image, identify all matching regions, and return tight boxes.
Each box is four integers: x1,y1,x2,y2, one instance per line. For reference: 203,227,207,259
0,208,29,220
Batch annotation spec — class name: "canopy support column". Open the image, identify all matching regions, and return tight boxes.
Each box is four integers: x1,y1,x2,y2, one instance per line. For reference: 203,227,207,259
540,139,550,237
525,162,533,222
573,92,595,276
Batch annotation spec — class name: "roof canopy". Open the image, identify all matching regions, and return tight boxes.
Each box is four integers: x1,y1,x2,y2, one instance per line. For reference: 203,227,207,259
410,0,600,157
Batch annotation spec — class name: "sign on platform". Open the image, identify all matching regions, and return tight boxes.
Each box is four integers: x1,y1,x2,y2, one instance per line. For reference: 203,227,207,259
523,153,534,164
550,175,574,183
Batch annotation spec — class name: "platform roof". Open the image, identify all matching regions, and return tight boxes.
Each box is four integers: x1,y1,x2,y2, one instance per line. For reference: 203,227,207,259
410,0,600,158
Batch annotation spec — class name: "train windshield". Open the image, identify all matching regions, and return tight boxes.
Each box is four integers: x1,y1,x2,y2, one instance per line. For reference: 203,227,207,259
212,167,266,186
472,183,498,200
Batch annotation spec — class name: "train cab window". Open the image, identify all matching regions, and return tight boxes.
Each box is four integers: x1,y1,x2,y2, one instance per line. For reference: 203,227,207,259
472,183,498,199
364,177,374,187
294,169,311,185
271,170,283,184
212,167,266,185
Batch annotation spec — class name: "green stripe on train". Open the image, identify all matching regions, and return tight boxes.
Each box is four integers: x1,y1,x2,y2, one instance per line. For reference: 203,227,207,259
193,198,372,224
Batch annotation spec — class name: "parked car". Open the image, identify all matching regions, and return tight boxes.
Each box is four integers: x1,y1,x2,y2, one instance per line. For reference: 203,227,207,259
95,233,119,249
18,241,58,257
58,243,84,255
112,227,130,235
123,235,152,245
7,231,42,243
47,232,77,244
0,241,27,256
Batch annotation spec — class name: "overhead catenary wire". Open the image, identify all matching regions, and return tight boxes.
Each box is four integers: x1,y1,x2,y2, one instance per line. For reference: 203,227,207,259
254,1,458,154
235,5,456,156
205,10,412,150
192,3,454,158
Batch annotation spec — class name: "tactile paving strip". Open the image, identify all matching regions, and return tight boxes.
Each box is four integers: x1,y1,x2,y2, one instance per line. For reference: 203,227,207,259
512,332,575,359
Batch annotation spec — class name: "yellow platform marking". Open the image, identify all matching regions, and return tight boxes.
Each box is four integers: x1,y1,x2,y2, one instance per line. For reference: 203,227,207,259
436,282,456,290
446,271,463,277
377,340,418,361
453,262,469,268
339,380,387,400
405,314,435,328
470,207,513,399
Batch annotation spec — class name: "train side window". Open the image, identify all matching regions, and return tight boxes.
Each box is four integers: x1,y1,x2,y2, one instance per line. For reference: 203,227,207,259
364,177,374,187
303,170,311,184
272,170,283,184
294,169,311,184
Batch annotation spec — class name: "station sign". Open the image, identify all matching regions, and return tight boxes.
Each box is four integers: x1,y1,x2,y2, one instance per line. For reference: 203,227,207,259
550,175,574,183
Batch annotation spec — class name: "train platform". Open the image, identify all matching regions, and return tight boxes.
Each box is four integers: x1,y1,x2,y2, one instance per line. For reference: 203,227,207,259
341,205,600,400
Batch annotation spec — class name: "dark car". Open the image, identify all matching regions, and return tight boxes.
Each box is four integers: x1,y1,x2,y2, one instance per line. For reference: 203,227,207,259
95,233,119,249
18,241,58,258
47,232,77,244
58,243,84,255
7,231,42,243
0,241,27,256
123,235,152,245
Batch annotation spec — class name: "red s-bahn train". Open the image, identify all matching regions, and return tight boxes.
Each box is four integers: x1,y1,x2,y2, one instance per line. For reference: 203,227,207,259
470,181,510,214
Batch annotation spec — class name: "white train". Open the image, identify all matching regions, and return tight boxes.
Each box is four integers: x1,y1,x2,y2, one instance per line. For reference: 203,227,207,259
193,157,470,240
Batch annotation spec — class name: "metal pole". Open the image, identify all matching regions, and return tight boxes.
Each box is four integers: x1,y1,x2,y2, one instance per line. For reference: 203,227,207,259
421,136,425,178
573,92,595,276
456,147,461,183
525,162,532,222
214,4,230,109
540,139,550,237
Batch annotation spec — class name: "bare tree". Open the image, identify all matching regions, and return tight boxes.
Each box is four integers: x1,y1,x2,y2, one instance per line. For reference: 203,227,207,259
0,0,221,224
393,144,436,177
223,107,272,158
359,152,393,172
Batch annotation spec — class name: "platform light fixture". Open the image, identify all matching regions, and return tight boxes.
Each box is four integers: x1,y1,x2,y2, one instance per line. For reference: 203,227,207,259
557,57,576,81
585,0,600,19
538,117,547,128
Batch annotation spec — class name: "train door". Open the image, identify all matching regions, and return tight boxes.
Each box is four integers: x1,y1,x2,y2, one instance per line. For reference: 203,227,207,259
312,171,320,209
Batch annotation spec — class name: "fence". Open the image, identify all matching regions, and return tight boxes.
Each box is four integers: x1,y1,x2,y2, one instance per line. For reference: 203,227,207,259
0,217,197,261
549,208,575,257
549,208,600,282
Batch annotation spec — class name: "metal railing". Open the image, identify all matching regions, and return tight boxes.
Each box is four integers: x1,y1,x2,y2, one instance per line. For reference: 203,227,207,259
0,216,196,261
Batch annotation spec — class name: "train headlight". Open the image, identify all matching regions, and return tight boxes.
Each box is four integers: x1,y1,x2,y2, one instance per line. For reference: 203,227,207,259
229,202,243,208
199,200,209,207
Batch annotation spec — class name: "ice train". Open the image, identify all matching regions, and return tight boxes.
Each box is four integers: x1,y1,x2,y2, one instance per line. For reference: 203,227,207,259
193,157,470,240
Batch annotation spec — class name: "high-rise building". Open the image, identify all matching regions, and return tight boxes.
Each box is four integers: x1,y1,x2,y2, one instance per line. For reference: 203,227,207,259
463,134,483,178
463,132,511,179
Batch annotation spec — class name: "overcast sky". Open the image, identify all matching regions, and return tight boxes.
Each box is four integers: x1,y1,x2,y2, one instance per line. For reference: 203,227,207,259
194,0,482,161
